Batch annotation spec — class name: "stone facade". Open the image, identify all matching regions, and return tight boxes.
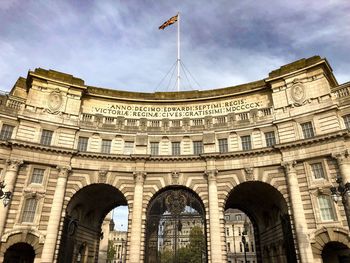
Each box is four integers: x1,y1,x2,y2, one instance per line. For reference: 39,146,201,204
0,56,350,262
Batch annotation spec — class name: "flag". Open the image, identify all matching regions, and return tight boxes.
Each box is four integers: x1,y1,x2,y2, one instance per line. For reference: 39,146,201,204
159,14,178,30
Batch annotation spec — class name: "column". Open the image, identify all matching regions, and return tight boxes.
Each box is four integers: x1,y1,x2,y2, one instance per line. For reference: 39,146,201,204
129,171,146,263
41,165,71,263
0,158,23,237
282,161,314,263
205,169,224,263
332,151,350,182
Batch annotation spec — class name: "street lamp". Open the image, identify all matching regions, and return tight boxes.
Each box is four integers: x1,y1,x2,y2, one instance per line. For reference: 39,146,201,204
0,181,12,207
241,220,249,263
330,176,350,229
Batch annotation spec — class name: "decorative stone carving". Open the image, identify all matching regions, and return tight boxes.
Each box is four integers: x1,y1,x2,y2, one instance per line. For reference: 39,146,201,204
244,167,254,181
165,190,187,215
98,169,108,183
281,161,297,174
47,89,63,114
133,171,146,184
56,165,72,178
290,79,306,106
171,171,180,185
331,150,349,165
6,159,23,172
204,169,218,181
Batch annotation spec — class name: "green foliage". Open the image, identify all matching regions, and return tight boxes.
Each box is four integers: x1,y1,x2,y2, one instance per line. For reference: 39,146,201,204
107,241,116,263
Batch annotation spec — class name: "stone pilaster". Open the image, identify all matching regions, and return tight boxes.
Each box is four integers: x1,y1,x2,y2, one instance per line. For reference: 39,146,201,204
205,169,224,263
282,161,314,263
332,151,350,183
129,171,146,263
0,159,23,237
41,165,71,263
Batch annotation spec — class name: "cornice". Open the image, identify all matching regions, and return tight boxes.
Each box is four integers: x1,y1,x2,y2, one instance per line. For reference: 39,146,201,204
9,140,77,154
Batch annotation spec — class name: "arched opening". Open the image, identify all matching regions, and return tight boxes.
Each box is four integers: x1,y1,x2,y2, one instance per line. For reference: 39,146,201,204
225,181,296,263
58,183,128,263
145,187,207,263
4,242,35,263
322,241,350,262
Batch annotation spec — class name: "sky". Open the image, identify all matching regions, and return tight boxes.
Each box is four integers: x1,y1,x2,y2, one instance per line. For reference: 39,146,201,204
1,0,350,93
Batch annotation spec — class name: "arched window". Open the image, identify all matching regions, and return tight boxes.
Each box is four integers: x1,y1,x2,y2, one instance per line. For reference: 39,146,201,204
318,195,336,221
22,198,38,223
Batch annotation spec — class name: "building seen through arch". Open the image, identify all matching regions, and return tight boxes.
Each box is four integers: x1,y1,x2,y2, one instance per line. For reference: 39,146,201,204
1,56,350,262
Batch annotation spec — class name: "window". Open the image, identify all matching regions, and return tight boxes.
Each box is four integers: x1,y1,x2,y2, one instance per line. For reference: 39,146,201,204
40,129,53,145
150,142,159,155
218,138,228,153
172,142,181,155
235,214,242,221
31,168,44,184
241,135,252,150
226,227,230,236
301,122,315,139
318,195,336,221
193,119,203,126
227,242,231,252
311,162,325,179
343,115,350,129
0,124,14,140
239,242,243,252
193,141,203,155
22,198,38,223
77,137,88,151
124,141,134,154
251,242,255,252
101,139,112,154
265,131,276,147
172,120,181,127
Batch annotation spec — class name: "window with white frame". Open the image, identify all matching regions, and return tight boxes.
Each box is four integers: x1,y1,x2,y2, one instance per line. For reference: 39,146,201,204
241,135,252,150
22,198,38,223
124,141,134,155
101,139,112,154
301,122,315,139
77,137,88,151
40,129,53,145
193,141,203,155
172,142,181,155
343,115,350,129
311,162,325,179
264,131,276,147
31,168,45,184
318,195,336,221
0,124,14,140
150,142,159,155
218,138,228,153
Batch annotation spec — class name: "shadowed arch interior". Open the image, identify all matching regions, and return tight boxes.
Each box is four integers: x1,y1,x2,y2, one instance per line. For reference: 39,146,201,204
58,183,128,263
225,181,296,263
4,242,35,263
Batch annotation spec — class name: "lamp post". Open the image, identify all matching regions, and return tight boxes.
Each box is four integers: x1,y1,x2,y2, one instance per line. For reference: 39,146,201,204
330,176,350,229
0,181,12,207
241,220,249,263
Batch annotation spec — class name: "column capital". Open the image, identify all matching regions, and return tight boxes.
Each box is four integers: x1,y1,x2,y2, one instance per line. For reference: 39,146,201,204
204,169,218,181
6,158,23,172
331,150,349,165
133,171,146,184
281,161,297,174
56,165,72,178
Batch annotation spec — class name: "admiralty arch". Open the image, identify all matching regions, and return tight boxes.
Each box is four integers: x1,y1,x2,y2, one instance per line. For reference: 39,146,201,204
0,56,350,263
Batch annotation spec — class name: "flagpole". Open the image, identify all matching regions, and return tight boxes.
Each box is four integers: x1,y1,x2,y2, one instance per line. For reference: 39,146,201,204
177,12,180,92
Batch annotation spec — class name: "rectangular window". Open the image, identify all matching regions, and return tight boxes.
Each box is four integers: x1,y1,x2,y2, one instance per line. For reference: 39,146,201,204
218,138,228,153
311,162,325,179
22,198,38,223
265,131,276,147
40,129,53,145
301,122,315,139
0,124,14,140
150,142,159,155
318,195,336,221
193,141,203,155
124,141,134,155
101,139,112,154
31,168,44,184
77,137,88,151
343,115,350,129
241,135,252,150
172,142,181,155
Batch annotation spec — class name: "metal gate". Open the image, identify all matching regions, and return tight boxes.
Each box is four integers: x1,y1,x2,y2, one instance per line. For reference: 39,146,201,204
145,189,207,263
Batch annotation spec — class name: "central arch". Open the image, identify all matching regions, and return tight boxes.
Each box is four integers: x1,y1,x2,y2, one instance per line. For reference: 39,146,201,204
225,181,296,263
58,183,128,263
145,187,207,263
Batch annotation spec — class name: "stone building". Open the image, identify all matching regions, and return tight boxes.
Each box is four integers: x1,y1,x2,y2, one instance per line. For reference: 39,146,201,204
0,56,350,262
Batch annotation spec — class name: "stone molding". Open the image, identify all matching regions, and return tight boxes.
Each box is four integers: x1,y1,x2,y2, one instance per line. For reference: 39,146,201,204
133,171,146,184
204,169,218,181
5,158,24,172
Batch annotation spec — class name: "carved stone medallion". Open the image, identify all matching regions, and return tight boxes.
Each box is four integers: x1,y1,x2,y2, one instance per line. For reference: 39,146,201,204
290,80,306,106
47,89,63,114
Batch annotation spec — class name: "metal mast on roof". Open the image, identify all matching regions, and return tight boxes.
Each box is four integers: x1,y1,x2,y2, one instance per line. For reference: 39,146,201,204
177,12,180,92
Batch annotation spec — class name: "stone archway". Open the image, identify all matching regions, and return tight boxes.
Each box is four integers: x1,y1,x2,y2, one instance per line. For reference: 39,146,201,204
3,242,35,263
144,187,207,263
225,181,297,263
57,183,128,263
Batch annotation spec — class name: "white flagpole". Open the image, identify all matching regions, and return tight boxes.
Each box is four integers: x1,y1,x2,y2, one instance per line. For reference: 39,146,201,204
177,12,180,92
